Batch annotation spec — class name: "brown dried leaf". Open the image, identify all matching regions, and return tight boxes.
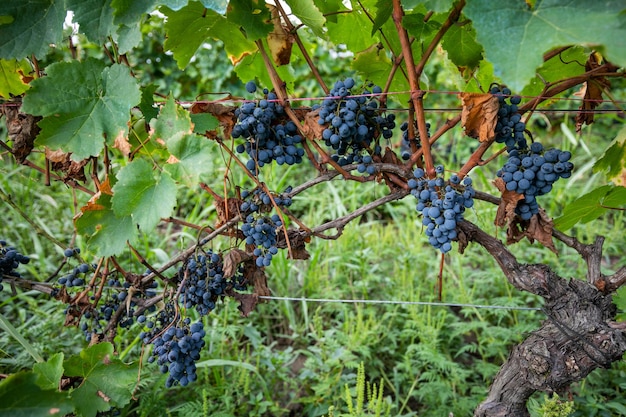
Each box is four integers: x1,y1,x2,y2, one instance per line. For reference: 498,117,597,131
574,54,612,133
112,131,131,157
231,292,259,317
267,4,294,66
301,107,325,140
493,177,524,227
276,229,310,260
45,148,87,182
1,105,40,162
223,248,251,278
459,92,499,142
45,148,67,163
524,209,557,253
214,194,243,226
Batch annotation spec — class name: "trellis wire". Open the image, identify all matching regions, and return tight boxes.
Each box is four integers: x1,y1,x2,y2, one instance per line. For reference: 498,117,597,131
258,295,541,311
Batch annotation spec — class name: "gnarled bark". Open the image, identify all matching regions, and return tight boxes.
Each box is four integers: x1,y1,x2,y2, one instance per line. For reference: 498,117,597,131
458,221,626,416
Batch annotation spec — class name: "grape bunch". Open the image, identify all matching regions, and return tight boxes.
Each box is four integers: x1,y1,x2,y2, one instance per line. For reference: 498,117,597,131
148,317,206,387
0,240,30,291
399,121,428,160
408,166,475,253
497,142,573,220
491,85,525,150
239,188,291,268
176,251,244,316
233,82,305,174
58,262,92,287
79,277,159,342
317,78,396,166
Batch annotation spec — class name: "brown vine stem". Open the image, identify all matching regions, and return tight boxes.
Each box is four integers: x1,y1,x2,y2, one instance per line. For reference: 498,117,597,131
392,0,436,177
139,216,241,285
273,1,329,94
311,189,410,237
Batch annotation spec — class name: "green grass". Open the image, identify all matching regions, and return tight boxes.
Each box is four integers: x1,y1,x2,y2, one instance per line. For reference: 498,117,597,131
1,116,626,417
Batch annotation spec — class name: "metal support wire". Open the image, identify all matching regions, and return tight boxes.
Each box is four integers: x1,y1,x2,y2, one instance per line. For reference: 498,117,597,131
258,295,542,311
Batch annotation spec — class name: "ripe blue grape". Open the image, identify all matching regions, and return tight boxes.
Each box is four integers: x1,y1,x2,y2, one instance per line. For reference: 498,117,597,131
407,167,475,253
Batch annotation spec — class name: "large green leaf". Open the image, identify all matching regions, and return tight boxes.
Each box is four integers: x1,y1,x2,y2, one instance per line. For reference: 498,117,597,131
33,353,65,391
150,95,193,141
0,59,31,98
164,133,215,186
325,8,376,54
554,185,626,230
67,0,116,44
75,190,137,256
593,126,626,181
0,0,65,59
21,59,140,161
284,0,325,37
163,2,256,69
64,343,138,417
441,22,483,68
0,372,73,417
112,159,178,230
226,0,273,41
111,0,158,25
521,46,587,98
464,0,626,91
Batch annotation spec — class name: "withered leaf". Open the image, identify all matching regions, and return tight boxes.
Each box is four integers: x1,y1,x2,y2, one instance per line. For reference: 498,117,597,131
493,177,524,227
229,291,259,317
267,4,294,66
1,105,40,163
112,131,131,157
276,229,310,260
574,53,613,133
301,107,325,140
45,148,87,182
222,248,251,278
524,209,557,253
213,193,243,226
459,92,499,142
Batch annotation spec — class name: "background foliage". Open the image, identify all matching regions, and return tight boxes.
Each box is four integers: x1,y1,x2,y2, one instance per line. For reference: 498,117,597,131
1,1,626,416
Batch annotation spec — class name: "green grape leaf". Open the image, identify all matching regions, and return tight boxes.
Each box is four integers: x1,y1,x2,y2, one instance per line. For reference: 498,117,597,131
76,186,137,256
139,83,159,123
554,185,626,230
403,12,441,44
21,59,141,161
0,372,73,417
163,2,256,69
352,44,410,105
234,51,295,91
0,58,31,98
164,133,215,186
0,1,65,59
33,353,65,391
115,23,142,54
326,9,376,54
111,0,157,25
200,0,228,14
593,126,626,181
190,112,219,133
402,0,453,12
371,0,393,36
67,0,116,44
64,343,138,417
284,0,325,37
112,159,177,230
227,0,273,41
521,46,587,98
441,22,483,68
464,0,626,91
150,95,193,140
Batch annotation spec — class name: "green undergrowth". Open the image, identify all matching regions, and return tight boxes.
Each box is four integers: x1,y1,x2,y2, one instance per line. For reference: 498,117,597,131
2,119,626,416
